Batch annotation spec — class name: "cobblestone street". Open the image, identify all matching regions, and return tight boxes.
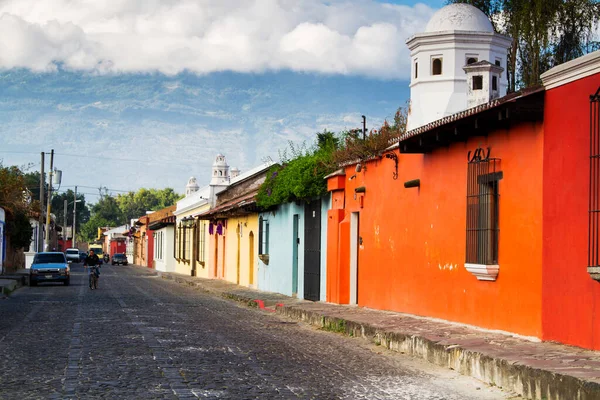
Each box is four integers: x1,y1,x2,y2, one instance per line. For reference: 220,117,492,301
0,265,512,399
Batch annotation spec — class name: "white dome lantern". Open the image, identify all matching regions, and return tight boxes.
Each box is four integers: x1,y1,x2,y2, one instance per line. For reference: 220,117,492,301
210,154,230,185
406,3,511,131
185,177,199,196
425,4,494,33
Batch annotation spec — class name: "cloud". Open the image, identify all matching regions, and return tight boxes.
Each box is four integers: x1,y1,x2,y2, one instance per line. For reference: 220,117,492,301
0,0,435,78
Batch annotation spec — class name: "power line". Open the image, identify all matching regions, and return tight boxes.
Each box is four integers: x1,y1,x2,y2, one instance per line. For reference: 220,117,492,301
0,150,191,166
61,185,132,193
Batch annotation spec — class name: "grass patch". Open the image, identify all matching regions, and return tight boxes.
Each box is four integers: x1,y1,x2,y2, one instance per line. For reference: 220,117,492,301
321,319,347,334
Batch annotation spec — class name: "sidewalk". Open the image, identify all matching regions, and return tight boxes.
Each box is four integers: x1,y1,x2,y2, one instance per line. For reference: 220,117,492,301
152,268,600,400
0,269,28,297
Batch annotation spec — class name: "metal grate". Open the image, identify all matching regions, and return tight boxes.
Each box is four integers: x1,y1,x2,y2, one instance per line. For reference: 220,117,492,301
259,216,269,255
589,88,600,269
466,148,501,265
197,221,206,263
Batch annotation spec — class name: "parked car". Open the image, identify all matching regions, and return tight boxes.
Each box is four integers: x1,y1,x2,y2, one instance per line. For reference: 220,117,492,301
30,252,70,286
111,253,128,265
65,248,80,263
79,251,87,262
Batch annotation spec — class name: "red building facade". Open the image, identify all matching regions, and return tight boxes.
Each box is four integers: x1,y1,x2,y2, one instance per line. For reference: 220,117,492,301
541,52,600,349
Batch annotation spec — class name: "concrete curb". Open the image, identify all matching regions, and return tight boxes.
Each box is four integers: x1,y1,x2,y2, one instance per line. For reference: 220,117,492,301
0,277,23,297
276,304,600,400
152,269,600,400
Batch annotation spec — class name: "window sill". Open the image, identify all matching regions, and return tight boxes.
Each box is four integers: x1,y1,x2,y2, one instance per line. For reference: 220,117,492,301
258,254,269,265
587,266,600,281
465,263,499,281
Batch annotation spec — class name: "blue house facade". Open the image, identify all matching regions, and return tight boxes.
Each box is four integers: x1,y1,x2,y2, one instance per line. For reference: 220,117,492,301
257,196,330,301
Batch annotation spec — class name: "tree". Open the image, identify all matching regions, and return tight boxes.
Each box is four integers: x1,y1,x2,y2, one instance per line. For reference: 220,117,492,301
79,215,111,243
23,170,48,210
91,196,123,226
256,133,339,208
51,190,90,236
116,188,182,222
0,164,34,250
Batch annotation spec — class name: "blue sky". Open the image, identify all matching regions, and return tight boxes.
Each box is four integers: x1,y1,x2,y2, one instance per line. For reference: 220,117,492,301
0,0,445,202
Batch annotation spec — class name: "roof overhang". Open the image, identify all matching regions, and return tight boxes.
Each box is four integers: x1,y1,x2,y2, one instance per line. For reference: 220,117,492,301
396,86,545,154
148,215,176,230
196,192,259,220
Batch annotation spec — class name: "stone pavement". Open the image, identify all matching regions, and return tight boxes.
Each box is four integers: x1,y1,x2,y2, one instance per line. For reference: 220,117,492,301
150,267,600,400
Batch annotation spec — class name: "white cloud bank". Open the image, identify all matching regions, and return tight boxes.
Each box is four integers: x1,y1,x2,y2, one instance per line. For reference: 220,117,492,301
0,0,434,78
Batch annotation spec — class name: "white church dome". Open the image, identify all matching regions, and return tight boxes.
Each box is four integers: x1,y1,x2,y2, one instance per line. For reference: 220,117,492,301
425,3,493,33
213,154,228,167
185,176,199,196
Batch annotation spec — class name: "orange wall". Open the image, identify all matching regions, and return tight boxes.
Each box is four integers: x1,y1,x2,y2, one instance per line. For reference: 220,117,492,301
542,73,600,349
329,121,545,337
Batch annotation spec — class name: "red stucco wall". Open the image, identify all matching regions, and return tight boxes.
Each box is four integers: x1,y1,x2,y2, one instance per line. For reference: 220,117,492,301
328,121,544,337
110,240,126,256
147,228,154,268
542,72,600,349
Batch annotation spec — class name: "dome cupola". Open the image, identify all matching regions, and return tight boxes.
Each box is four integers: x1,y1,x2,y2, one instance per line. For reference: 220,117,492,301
406,3,511,131
210,154,230,185
185,177,199,196
425,3,494,33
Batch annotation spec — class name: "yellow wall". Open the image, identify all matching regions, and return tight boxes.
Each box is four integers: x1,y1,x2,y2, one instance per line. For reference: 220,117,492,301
223,214,258,287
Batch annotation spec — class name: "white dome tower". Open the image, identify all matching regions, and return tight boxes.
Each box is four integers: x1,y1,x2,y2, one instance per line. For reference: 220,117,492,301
406,3,512,131
185,177,199,196
210,154,230,185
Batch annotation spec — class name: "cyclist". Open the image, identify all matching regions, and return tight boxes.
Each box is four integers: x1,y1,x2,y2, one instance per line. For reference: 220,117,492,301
84,249,101,290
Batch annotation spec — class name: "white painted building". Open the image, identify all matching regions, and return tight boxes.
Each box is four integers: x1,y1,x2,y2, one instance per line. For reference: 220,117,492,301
166,154,239,276
406,3,512,131
24,218,41,269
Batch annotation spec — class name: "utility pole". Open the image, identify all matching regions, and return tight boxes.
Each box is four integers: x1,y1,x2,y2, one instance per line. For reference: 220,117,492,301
39,152,45,252
63,199,67,245
44,149,54,251
73,186,78,249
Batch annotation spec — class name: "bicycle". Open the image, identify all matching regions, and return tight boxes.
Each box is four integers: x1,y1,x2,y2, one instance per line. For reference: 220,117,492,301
88,264,100,290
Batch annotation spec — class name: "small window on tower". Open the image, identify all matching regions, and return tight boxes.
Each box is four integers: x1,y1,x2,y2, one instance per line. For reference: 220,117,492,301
467,57,478,65
473,76,483,90
432,58,442,75
219,171,222,176
492,76,498,91
415,61,418,79
214,171,217,176
495,59,502,77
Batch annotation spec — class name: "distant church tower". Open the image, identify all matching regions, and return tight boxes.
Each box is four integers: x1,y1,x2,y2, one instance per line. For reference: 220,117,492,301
210,154,230,185
185,177,199,197
406,3,512,131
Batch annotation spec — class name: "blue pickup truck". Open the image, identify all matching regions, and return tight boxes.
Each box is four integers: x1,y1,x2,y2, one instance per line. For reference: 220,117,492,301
30,252,71,286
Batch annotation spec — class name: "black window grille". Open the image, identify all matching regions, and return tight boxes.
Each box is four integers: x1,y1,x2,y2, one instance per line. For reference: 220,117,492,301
466,149,502,265
259,216,269,255
197,221,206,263
492,76,498,91
588,87,600,269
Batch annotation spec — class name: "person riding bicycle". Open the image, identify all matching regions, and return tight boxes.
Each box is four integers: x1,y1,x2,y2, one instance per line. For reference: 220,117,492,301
84,249,101,289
